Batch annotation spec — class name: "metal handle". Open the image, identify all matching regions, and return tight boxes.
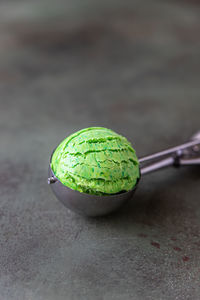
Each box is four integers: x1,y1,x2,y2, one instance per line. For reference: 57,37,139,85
140,156,175,175
140,131,200,175
139,139,200,163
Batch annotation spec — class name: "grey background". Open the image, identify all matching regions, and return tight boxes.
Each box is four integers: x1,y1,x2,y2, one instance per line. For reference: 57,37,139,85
0,0,200,299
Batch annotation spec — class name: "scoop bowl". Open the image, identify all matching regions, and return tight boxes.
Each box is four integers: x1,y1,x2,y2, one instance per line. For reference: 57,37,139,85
48,165,139,217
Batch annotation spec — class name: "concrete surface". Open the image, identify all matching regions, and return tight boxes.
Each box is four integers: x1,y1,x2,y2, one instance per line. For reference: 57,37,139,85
0,0,200,299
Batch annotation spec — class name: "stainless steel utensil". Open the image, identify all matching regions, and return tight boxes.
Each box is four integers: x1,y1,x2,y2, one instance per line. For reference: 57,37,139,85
48,131,200,217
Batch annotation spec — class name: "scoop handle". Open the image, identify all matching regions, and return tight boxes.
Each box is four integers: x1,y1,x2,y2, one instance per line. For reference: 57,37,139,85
139,139,200,163
140,131,200,175
140,156,200,175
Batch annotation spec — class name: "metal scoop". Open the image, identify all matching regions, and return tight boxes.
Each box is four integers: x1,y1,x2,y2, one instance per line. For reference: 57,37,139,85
48,131,200,217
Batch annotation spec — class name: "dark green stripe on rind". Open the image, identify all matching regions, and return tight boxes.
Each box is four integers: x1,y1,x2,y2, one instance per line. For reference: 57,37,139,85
51,127,140,195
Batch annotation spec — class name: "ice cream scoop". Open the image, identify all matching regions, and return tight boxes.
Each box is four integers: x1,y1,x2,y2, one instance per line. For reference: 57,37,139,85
48,129,200,217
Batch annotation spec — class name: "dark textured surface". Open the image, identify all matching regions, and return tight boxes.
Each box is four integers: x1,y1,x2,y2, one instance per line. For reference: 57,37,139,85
0,0,200,299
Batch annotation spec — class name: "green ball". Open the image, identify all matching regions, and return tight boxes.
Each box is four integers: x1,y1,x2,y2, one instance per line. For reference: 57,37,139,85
51,127,140,195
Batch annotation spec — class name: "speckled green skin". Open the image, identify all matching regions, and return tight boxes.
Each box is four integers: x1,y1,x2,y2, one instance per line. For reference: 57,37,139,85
51,127,140,195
